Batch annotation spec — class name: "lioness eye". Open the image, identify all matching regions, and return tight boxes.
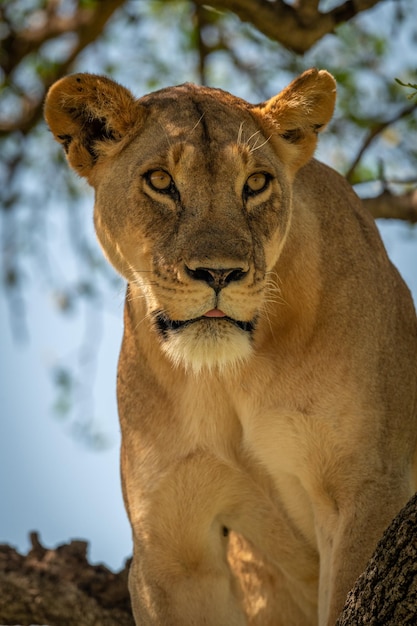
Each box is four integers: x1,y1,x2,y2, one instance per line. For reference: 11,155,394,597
148,169,173,191
246,173,267,192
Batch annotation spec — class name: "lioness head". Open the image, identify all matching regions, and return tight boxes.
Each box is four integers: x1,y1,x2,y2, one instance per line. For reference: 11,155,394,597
45,69,336,373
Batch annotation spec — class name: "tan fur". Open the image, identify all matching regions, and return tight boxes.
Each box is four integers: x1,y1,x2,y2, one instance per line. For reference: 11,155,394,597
45,69,417,625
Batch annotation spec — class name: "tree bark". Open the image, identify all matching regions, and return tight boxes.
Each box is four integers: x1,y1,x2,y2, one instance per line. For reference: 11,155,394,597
0,532,134,626
336,491,417,625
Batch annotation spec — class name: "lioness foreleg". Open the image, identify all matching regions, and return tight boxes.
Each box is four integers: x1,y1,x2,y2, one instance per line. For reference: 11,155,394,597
125,452,248,626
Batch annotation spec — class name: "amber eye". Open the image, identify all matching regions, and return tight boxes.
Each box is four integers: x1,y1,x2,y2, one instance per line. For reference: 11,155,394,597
147,169,173,191
247,173,266,191
245,172,270,194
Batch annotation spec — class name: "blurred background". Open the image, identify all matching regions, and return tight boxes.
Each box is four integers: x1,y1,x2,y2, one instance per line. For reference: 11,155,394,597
1,0,416,572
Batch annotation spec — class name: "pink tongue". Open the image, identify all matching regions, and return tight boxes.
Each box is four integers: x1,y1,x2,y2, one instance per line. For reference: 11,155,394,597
204,308,226,318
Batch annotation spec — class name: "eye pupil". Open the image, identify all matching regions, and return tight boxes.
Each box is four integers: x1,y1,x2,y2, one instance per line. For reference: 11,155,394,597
246,172,268,193
149,170,172,191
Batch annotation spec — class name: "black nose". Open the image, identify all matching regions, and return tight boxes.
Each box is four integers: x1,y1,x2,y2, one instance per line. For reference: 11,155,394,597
185,266,248,291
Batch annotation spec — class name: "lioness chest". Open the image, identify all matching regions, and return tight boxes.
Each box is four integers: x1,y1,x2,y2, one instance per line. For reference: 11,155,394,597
164,351,360,550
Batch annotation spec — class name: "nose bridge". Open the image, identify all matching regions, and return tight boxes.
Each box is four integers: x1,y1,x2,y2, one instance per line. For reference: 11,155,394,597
183,217,252,269
178,141,251,267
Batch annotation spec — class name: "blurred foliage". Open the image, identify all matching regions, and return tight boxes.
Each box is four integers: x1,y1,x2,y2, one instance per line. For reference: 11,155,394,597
1,0,417,440
396,78,417,100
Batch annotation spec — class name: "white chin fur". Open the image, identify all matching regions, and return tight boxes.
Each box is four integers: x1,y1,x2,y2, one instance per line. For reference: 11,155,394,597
161,320,253,374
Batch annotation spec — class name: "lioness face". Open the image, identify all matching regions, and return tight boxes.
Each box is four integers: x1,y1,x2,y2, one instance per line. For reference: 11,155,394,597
45,71,336,373
95,87,292,372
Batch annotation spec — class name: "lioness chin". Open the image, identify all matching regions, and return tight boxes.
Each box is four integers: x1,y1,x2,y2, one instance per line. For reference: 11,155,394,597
45,68,417,626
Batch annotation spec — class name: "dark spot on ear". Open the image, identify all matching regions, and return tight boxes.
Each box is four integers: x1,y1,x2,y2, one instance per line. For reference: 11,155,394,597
72,112,116,162
57,134,72,153
88,117,115,142
76,77,82,83
280,128,303,143
222,526,229,537
59,105,117,162
82,117,116,161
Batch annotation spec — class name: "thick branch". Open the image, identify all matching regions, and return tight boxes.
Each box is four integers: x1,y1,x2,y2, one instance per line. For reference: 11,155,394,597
0,533,134,626
362,189,417,224
337,492,417,624
193,0,380,53
193,3,212,85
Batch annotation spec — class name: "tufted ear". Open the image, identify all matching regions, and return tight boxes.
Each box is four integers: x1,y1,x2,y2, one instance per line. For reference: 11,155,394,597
254,68,336,174
44,73,142,180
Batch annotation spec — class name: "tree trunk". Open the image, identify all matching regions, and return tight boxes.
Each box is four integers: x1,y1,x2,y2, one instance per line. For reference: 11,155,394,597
336,491,417,625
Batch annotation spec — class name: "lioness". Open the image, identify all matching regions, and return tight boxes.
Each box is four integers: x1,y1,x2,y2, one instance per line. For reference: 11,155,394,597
45,69,417,625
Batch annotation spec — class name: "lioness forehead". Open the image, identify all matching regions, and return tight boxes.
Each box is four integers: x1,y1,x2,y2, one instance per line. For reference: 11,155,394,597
139,82,258,145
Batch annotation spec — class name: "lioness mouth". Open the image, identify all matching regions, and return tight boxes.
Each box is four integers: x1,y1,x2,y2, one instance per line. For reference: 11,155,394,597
154,311,255,337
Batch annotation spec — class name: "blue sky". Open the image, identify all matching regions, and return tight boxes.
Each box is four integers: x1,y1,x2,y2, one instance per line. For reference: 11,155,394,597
0,272,132,570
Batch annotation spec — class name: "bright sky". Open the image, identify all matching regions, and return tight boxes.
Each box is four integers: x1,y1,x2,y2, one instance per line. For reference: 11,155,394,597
0,271,132,569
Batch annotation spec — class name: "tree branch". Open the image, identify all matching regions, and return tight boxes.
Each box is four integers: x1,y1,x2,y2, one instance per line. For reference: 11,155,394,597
2,0,126,74
362,189,417,224
0,0,126,136
295,0,321,26
192,0,381,53
192,3,212,85
337,492,417,624
345,102,417,183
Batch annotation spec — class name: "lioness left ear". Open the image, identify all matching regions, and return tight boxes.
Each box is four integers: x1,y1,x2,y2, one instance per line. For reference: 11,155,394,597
254,68,336,174
44,73,141,181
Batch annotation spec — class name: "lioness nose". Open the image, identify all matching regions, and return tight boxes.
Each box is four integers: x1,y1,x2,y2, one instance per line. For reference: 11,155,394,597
185,266,248,291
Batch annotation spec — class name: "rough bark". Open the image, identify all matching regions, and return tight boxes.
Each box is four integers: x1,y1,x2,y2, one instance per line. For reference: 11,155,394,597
336,491,417,625
0,532,134,626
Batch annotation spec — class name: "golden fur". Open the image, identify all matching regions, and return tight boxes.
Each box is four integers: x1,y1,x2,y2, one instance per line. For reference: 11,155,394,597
45,69,417,625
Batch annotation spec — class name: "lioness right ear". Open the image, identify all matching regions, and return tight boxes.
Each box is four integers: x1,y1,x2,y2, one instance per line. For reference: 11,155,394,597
44,73,141,180
254,68,336,174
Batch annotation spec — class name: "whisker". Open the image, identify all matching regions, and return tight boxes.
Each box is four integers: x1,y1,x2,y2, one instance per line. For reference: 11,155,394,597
250,135,272,153
260,299,275,338
246,130,261,145
189,112,205,135
132,309,154,333
237,122,244,145
247,131,260,151
159,121,172,149
265,271,288,307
